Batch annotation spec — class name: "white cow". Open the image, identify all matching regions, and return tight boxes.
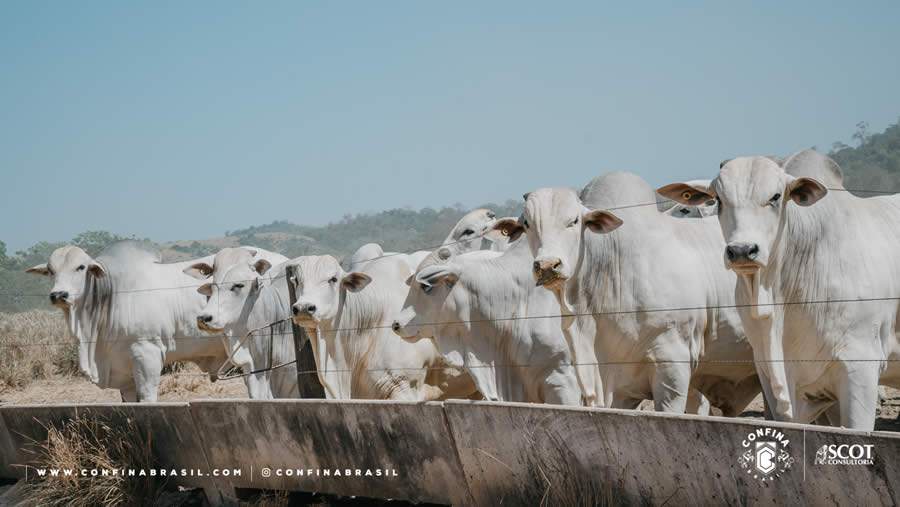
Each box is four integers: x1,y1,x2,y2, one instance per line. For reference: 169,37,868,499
510,172,760,415
391,239,584,405
348,208,502,271
659,150,900,429
289,254,477,400
26,241,227,402
183,247,297,399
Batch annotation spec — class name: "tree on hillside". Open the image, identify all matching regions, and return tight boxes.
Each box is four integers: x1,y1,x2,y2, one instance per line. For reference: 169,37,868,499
830,117,900,194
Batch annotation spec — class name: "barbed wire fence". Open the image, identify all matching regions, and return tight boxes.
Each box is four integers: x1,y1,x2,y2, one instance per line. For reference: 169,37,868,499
2,186,900,384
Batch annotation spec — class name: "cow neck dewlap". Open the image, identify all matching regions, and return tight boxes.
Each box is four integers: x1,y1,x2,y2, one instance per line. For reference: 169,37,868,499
312,287,385,399
780,192,859,323
68,280,111,385
576,219,631,317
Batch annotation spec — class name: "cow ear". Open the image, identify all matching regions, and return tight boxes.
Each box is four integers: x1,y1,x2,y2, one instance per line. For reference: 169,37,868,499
87,263,107,278
415,264,460,287
26,263,51,276
251,259,272,275
184,262,214,280
583,210,623,234
197,283,213,297
341,272,372,292
788,177,827,206
487,218,525,243
657,182,716,206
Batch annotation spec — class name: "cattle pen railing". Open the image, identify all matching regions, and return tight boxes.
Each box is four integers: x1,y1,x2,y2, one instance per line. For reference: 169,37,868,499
1,400,898,506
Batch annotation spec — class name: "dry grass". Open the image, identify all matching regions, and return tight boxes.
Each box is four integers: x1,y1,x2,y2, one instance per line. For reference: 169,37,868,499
18,416,166,507
0,310,76,392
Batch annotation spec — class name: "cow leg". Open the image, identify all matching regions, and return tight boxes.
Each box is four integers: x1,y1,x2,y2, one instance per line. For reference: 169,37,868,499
651,362,691,413
756,368,777,420
836,361,879,430
244,373,274,400
686,389,710,416
130,341,164,403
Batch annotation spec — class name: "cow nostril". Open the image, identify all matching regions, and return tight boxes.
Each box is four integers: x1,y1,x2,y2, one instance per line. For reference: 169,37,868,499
307,304,316,313
292,306,300,316
725,246,737,261
748,245,760,258
552,259,562,270
391,321,401,332
198,315,212,323
532,261,541,272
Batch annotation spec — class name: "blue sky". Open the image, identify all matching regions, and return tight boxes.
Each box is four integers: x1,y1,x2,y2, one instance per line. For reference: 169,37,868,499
1,1,898,251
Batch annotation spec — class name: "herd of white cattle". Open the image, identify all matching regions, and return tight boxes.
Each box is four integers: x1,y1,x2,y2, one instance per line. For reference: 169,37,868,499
25,149,900,431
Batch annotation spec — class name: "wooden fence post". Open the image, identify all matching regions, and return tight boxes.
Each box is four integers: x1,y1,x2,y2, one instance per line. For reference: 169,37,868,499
285,264,325,398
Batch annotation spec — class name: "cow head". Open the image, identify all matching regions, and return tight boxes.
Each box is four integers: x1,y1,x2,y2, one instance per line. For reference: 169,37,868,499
520,188,622,290
26,245,106,308
289,256,372,328
392,262,461,342
195,249,272,334
658,157,827,274
447,208,498,253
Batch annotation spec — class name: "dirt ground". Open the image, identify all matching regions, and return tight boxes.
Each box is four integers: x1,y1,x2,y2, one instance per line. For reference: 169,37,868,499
0,363,247,405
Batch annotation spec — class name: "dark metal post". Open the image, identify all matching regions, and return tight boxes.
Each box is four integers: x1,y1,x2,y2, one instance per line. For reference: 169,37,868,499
285,264,325,398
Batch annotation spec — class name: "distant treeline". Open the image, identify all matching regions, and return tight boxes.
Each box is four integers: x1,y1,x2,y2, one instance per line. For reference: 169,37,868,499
3,118,899,312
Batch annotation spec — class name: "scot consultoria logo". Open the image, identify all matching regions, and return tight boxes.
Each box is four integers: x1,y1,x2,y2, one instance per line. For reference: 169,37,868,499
814,444,875,466
737,427,794,481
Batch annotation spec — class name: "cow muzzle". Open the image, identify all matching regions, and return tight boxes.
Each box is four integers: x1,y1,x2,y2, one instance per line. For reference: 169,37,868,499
724,242,765,273
49,291,71,307
291,302,319,327
197,314,224,333
533,257,567,288
390,309,420,341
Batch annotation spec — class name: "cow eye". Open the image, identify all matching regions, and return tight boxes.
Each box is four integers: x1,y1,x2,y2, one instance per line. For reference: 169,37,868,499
76,265,86,272
567,217,579,228
328,276,338,284
420,283,433,294
679,208,690,215
461,229,474,236
522,218,529,229
231,283,244,291
769,193,781,204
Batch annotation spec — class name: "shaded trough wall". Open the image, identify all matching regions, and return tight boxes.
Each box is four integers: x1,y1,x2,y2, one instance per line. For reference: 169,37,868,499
1,400,898,506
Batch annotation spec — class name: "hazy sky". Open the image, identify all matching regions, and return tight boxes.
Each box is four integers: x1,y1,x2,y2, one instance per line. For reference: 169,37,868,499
2,1,898,251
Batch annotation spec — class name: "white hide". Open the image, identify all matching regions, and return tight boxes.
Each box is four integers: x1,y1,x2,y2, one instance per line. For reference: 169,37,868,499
520,173,760,416
392,240,584,405
26,241,227,402
659,149,900,429
189,247,298,399
289,255,473,400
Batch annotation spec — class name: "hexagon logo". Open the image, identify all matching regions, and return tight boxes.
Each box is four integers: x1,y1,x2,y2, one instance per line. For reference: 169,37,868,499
755,442,777,475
